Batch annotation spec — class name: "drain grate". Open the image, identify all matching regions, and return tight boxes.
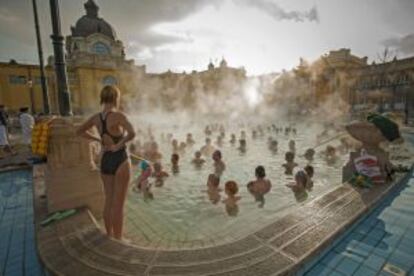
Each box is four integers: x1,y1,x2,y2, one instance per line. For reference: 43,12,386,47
382,263,406,276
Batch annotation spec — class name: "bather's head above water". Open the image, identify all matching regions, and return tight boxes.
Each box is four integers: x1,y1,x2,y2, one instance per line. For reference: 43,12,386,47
255,165,266,179
212,150,222,161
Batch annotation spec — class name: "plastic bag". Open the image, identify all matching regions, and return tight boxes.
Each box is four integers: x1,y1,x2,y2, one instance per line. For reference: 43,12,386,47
353,149,384,184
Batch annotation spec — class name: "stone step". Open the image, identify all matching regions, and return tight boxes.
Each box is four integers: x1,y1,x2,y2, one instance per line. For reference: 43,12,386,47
148,246,275,276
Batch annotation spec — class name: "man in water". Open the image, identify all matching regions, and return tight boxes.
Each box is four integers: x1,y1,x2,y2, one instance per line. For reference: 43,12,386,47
191,151,205,167
282,151,298,175
186,133,195,146
238,139,247,153
247,166,272,208
200,137,215,156
171,153,180,174
212,150,226,179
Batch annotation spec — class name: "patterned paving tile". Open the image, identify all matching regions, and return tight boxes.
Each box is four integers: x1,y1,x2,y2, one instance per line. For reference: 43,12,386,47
0,169,46,276
301,171,414,276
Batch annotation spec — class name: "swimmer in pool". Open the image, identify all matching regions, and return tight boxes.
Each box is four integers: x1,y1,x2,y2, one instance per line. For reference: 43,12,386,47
229,134,236,144
191,151,205,167
304,148,315,162
212,150,226,179
325,145,338,165
304,165,314,190
288,140,296,153
152,162,169,187
286,166,313,202
207,173,221,204
200,137,215,156
282,151,298,175
222,181,241,216
186,133,195,146
134,159,154,200
171,139,179,153
145,141,162,162
269,139,278,153
247,166,272,208
205,126,212,136
179,141,187,153
171,153,180,174
238,139,247,153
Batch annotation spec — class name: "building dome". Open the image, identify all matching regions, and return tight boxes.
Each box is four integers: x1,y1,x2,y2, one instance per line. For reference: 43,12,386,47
71,0,117,40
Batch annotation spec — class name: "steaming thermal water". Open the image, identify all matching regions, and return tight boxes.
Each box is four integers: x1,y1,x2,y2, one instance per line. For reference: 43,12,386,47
124,126,347,249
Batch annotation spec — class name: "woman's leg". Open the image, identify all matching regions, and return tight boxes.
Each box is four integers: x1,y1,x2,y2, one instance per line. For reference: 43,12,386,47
112,160,131,240
101,174,115,237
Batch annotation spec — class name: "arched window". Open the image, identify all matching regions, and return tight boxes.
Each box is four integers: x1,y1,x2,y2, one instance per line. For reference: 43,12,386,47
102,76,117,86
92,42,110,55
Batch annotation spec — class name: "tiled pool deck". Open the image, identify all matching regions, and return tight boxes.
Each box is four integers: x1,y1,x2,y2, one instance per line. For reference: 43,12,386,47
0,168,46,276
301,170,414,276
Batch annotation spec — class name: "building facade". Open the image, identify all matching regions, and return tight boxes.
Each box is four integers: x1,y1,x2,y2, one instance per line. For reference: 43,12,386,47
0,0,245,115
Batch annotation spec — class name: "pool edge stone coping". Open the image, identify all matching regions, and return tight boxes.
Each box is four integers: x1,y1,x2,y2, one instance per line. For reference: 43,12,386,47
32,164,414,276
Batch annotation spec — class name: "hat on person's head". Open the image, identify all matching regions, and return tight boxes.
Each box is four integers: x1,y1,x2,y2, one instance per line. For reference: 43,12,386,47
367,113,401,142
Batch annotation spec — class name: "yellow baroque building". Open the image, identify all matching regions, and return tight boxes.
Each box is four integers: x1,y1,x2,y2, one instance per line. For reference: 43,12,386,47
0,0,146,115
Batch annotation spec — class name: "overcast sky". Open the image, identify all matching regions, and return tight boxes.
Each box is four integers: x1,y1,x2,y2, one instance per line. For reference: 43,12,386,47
0,0,413,75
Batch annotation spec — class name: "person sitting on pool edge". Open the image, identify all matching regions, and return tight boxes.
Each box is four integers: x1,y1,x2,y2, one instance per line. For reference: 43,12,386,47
171,153,180,174
222,181,241,217
247,166,272,208
191,151,205,167
282,151,298,175
152,162,169,187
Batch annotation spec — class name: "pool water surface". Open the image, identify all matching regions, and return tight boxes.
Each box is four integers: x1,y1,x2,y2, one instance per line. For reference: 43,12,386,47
125,126,347,249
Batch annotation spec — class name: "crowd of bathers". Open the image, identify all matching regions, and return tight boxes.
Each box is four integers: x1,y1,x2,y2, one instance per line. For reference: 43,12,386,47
116,123,353,216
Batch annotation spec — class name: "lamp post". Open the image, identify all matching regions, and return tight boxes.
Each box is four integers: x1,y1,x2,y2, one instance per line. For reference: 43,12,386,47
49,0,72,116
32,0,50,115
404,89,409,125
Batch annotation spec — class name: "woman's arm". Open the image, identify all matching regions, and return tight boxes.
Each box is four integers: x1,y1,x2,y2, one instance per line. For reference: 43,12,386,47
111,113,136,151
76,115,101,143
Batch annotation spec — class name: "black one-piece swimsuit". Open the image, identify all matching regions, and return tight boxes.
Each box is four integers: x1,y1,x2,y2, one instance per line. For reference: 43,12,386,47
100,112,128,175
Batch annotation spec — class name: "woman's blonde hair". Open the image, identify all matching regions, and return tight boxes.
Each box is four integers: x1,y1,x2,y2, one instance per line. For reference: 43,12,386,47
100,85,120,106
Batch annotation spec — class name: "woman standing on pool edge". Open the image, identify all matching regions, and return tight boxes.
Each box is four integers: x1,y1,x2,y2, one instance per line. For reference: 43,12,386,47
77,85,135,240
